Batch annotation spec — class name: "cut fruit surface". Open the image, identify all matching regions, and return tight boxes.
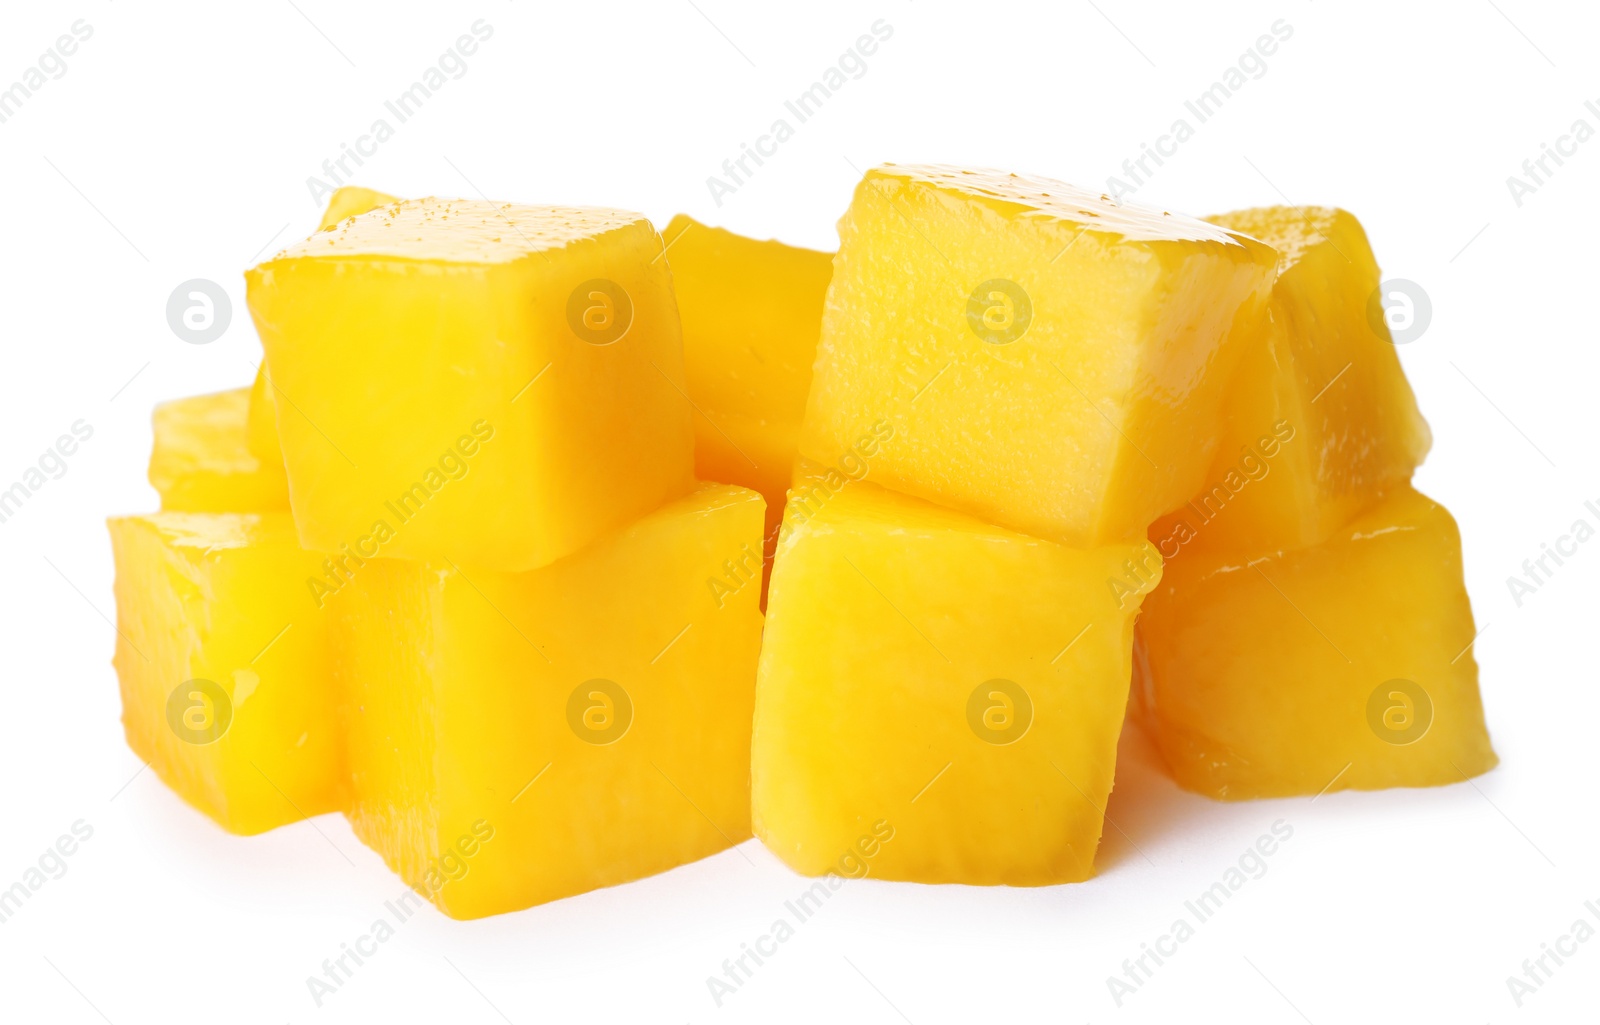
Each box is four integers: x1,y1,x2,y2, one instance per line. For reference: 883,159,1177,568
337,484,765,919
1150,206,1432,558
108,512,341,834
245,364,283,467
799,164,1277,547
1135,485,1495,800
665,214,833,548
753,472,1161,885
149,388,289,513
245,197,695,572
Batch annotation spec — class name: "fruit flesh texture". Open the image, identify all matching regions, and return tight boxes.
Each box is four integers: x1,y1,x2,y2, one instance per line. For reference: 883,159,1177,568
108,512,342,833
245,197,696,573
1150,207,1432,558
753,471,1161,885
148,388,289,512
247,186,397,469
799,164,1277,548
1135,485,1495,799
664,213,833,547
337,484,765,919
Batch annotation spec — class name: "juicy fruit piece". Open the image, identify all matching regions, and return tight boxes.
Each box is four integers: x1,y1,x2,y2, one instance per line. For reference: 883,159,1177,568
753,474,1162,885
338,484,765,919
316,185,398,231
1135,485,1496,799
245,364,283,466
246,198,695,572
149,388,289,512
800,164,1277,547
1150,207,1432,557
108,512,341,833
664,215,832,548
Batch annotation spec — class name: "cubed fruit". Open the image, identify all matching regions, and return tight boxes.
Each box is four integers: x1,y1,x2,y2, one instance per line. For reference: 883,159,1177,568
149,388,289,513
1149,206,1432,558
108,512,341,833
664,214,832,546
316,185,398,231
337,484,765,919
246,198,696,572
1134,485,1496,800
799,164,1276,547
246,365,283,467
753,471,1161,885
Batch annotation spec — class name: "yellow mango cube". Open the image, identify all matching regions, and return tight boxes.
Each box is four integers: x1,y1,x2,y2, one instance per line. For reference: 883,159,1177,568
246,198,695,572
753,473,1161,885
337,484,765,919
800,164,1276,546
108,512,342,833
1150,206,1432,557
245,364,284,467
665,214,832,545
148,388,289,512
1135,485,1496,799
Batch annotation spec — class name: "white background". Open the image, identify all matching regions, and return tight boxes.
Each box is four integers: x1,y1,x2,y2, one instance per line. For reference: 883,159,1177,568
1,1,1596,1022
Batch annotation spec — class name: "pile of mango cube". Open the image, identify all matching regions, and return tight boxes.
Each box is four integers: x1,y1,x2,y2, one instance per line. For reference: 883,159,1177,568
110,169,1495,918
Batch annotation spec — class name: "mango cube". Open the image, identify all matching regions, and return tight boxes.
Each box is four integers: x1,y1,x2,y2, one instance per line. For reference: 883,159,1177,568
108,512,341,833
149,388,289,513
245,365,284,467
1135,485,1496,799
337,484,765,918
799,164,1276,546
753,474,1161,885
245,198,695,572
665,213,832,544
1150,206,1432,557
